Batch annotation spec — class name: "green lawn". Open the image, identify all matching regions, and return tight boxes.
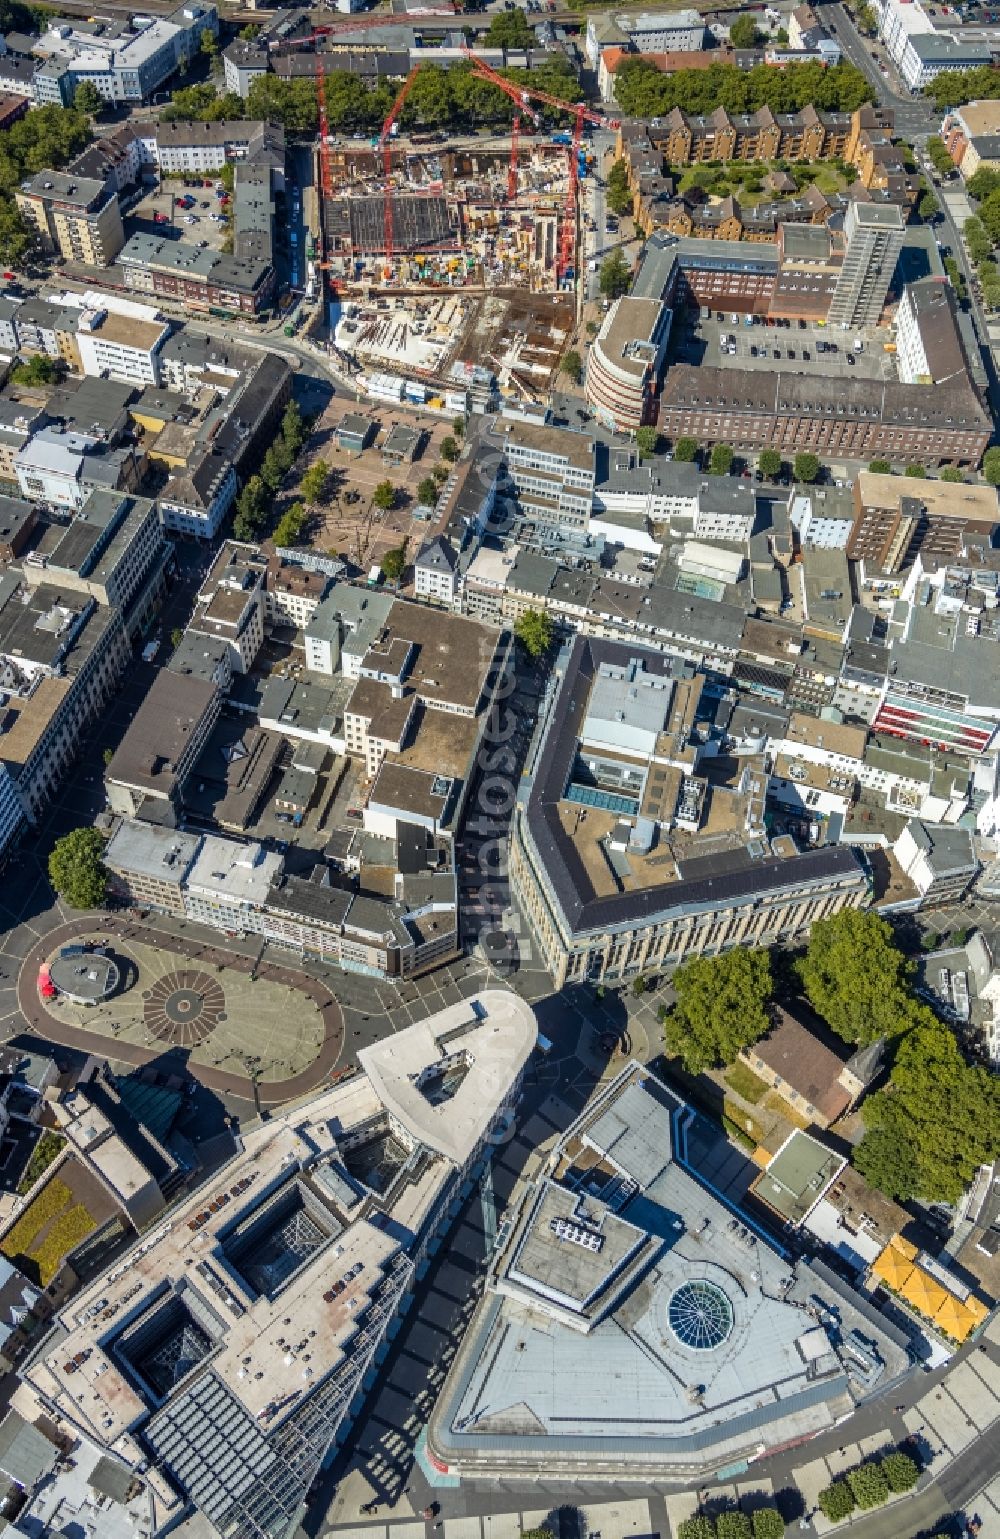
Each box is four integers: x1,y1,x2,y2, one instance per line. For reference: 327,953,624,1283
724,1062,769,1105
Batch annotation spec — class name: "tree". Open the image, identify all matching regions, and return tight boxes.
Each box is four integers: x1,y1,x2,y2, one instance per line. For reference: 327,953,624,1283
372,479,396,511
102,747,113,766
381,545,406,583
662,948,772,1075
417,476,439,506
48,828,107,911
918,189,939,221
939,465,963,481
599,249,631,300
440,435,459,463
607,157,634,216
261,444,289,492
855,1013,1000,1202
982,446,1000,484
452,415,465,438
73,80,104,116
170,627,183,650
792,451,820,483
485,7,533,47
11,354,59,387
847,1463,889,1511
797,909,913,1046
715,1513,752,1539
281,399,305,454
200,26,218,58
560,348,583,384
856,2,877,32
300,460,330,503
673,437,699,462
905,463,927,478
751,1511,785,1539
514,607,554,658
881,1451,919,1493
677,1521,716,1539
631,975,647,997
709,443,734,476
233,475,267,542
729,14,761,47
868,457,892,474
0,203,33,269
817,1483,855,1523
636,426,660,458
758,448,783,480
273,501,307,547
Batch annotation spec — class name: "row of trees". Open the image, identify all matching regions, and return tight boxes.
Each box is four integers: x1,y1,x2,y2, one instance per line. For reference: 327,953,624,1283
614,56,874,120
232,400,307,543
925,61,1000,111
818,1450,919,1522
677,1509,783,1539
164,57,580,137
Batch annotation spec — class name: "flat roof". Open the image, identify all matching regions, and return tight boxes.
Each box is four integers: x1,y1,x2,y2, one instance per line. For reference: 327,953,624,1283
104,820,201,885
106,671,217,795
753,1129,846,1225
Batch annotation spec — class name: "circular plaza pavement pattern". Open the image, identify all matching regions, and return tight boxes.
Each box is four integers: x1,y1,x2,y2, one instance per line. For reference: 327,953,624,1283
143,969,227,1048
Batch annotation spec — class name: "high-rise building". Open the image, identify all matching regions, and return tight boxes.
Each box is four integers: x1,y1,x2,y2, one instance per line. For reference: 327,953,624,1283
828,201,904,329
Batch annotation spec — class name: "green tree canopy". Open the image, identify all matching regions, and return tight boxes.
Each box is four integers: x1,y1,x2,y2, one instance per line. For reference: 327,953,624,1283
925,63,1000,111
233,475,267,542
382,543,407,583
0,202,33,269
635,426,660,458
607,157,634,216
599,249,631,300
982,446,1000,484
49,828,107,910
757,448,783,479
615,56,873,119
300,461,330,503
11,353,59,386
868,457,891,474
847,1463,889,1511
797,908,913,1046
729,14,761,47
676,1520,716,1539
673,437,699,462
856,2,877,33
560,348,583,384
709,443,734,476
905,463,927,478
73,80,104,116
514,607,554,658
939,465,963,482
485,8,533,47
417,476,439,506
750,1511,785,1539
855,1013,1000,1202
715,1512,752,1539
0,105,92,199
273,501,306,547
200,27,218,56
440,435,459,463
281,399,305,454
881,1451,919,1493
817,1483,855,1522
662,948,773,1074
792,451,820,483
918,190,939,221
372,479,396,511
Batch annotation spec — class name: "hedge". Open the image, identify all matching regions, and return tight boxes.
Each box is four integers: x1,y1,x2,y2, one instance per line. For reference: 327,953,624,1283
31,1204,95,1285
0,1178,71,1258
17,1130,65,1195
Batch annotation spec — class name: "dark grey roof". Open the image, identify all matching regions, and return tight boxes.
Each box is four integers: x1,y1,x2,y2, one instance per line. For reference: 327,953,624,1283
0,1410,58,1491
415,535,456,574
524,634,863,936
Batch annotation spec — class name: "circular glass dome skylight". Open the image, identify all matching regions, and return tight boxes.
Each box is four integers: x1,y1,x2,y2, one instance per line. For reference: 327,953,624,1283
667,1279,734,1351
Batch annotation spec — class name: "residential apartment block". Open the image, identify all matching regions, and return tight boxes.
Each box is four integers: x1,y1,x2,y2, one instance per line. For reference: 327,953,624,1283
16,171,124,267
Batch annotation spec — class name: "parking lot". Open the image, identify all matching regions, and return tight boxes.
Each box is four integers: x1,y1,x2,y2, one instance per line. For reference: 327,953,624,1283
671,309,896,383
127,182,232,253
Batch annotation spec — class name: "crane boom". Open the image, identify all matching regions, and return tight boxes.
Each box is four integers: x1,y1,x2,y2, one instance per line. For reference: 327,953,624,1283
459,48,618,279
379,65,422,266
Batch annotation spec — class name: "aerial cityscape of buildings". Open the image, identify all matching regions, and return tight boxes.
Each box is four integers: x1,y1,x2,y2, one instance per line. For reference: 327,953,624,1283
0,1,996,1537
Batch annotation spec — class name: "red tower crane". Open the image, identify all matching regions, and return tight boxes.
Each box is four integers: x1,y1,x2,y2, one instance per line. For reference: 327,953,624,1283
459,47,619,280
508,112,520,202
379,65,422,266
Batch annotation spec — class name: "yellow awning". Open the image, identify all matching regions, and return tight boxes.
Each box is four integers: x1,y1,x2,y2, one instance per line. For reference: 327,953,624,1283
901,1268,949,1318
933,1294,974,1341
872,1245,914,1291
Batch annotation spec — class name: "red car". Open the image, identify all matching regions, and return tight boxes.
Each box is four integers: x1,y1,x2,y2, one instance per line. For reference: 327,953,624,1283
154,212,170,224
